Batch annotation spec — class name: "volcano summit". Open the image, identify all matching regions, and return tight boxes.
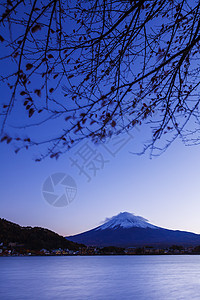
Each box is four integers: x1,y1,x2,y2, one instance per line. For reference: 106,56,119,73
67,212,200,248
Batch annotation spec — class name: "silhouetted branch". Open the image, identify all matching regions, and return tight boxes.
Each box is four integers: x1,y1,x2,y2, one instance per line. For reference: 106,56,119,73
1,0,200,159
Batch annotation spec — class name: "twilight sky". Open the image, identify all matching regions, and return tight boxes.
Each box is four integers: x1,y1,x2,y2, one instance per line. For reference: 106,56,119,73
1,133,200,237
1,1,200,237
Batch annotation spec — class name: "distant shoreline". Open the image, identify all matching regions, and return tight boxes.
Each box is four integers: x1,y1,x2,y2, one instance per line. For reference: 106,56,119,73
1,253,200,257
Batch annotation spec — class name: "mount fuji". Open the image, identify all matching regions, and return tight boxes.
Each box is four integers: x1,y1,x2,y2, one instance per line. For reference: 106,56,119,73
67,212,200,247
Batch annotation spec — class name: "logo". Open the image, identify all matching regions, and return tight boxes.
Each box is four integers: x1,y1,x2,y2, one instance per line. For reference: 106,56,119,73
42,173,77,207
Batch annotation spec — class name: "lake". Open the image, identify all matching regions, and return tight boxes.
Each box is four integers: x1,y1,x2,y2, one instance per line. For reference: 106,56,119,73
0,255,200,299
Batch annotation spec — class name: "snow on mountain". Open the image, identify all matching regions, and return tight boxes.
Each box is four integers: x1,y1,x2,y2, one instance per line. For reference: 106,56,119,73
67,212,200,247
96,212,158,230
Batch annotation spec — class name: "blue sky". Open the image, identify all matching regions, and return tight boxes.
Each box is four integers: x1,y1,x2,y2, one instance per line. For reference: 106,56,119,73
1,1,200,237
1,131,200,237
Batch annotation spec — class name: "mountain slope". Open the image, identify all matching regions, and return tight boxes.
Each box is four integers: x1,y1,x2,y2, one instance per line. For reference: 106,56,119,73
0,218,82,250
67,212,200,247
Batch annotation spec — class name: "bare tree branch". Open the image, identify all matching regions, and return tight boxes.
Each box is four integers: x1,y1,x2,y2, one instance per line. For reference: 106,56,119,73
1,0,200,159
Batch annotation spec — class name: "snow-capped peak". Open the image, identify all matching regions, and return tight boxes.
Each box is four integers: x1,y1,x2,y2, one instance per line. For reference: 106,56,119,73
96,212,158,230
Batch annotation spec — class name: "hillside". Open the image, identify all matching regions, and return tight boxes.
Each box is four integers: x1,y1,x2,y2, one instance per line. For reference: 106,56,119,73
0,218,81,251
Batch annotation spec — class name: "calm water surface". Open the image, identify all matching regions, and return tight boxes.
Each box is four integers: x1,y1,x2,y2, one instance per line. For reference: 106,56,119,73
0,255,200,299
